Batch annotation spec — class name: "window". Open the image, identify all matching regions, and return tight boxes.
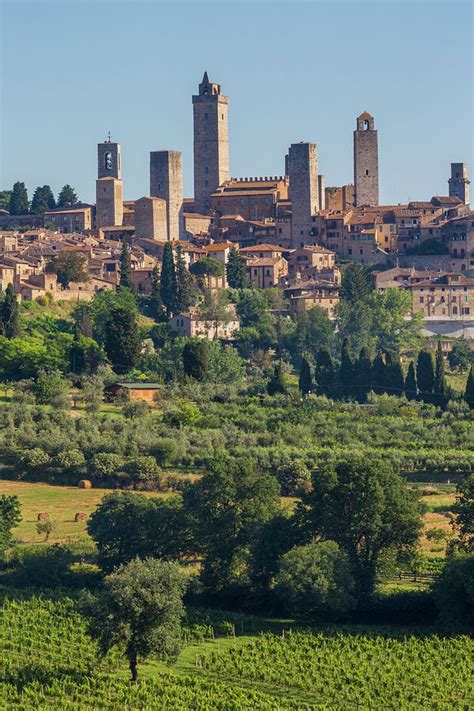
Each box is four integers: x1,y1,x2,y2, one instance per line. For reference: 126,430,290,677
462,307,470,315
452,306,458,314
104,152,112,171
419,296,424,303
205,167,209,174
265,269,270,276
365,169,369,176
204,180,208,187
204,112,208,119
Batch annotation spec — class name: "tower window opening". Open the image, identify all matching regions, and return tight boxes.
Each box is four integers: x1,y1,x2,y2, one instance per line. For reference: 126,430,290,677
363,120,369,130
204,112,208,119
365,169,369,176
104,152,112,171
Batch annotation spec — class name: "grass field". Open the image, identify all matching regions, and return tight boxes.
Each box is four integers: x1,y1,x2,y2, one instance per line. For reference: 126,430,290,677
0,480,164,546
2,479,457,555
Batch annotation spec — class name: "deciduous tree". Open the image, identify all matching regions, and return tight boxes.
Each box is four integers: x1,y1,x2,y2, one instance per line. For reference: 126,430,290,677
80,558,187,681
298,456,424,596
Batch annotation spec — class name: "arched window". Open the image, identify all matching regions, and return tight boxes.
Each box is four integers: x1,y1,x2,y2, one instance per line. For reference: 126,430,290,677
365,169,369,176
363,120,369,130
104,152,112,171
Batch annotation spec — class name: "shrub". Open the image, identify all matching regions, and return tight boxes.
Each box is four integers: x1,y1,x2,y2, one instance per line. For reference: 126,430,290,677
432,553,474,629
273,541,356,620
9,544,73,586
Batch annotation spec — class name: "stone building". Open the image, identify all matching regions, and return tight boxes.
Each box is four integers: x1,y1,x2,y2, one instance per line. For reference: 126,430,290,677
449,163,470,206
192,72,229,213
134,197,167,241
44,205,93,233
408,273,474,319
150,150,184,241
210,177,288,221
246,256,288,288
287,142,319,247
96,139,123,227
354,112,379,207
325,184,355,211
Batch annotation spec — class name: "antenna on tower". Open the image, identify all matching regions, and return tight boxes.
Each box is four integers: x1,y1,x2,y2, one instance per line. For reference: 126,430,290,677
106,130,111,143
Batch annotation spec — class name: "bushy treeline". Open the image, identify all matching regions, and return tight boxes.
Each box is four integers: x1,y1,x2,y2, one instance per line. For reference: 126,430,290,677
298,338,465,408
80,456,473,627
1,389,472,491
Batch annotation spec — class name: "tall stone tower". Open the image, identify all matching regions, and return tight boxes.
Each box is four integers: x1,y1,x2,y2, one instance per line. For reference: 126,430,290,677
192,71,229,214
287,142,319,247
96,138,123,227
449,163,470,205
353,112,379,207
150,150,184,241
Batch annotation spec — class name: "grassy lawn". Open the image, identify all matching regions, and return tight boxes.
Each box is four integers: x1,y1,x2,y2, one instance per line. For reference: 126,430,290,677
1,480,165,547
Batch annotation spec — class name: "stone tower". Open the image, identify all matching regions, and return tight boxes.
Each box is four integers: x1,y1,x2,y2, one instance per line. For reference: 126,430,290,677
353,112,379,207
96,138,123,227
135,197,167,241
449,163,470,205
192,71,229,214
150,150,184,241
287,142,319,247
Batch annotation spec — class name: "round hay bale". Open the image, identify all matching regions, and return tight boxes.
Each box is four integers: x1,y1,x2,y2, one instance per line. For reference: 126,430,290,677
75,512,88,522
78,479,92,489
37,512,50,522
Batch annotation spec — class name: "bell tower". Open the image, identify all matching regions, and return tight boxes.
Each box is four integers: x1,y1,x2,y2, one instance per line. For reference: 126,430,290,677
95,134,123,227
354,112,379,207
192,71,229,214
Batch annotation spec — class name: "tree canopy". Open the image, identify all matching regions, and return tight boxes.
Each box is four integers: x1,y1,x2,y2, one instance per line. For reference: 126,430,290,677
80,558,187,681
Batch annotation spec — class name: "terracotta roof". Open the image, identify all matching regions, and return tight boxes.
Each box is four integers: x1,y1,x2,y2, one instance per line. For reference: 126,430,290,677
202,242,234,252
239,244,282,252
393,209,422,218
358,111,373,120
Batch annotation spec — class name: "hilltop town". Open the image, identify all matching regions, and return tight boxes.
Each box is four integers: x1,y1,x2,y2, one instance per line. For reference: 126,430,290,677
1,71,472,340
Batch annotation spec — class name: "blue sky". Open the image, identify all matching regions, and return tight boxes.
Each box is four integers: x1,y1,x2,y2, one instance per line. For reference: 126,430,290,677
1,0,473,205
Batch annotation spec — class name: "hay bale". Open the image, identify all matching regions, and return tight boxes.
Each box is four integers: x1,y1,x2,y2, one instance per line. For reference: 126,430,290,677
75,512,88,522
37,512,50,522
78,479,92,489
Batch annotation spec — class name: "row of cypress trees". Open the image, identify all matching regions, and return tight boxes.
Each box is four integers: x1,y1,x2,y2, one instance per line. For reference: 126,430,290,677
298,339,457,406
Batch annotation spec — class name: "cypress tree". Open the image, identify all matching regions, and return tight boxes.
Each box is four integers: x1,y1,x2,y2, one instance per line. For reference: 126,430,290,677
354,347,372,402
315,348,336,398
8,181,29,215
340,263,372,304
371,353,387,395
104,306,141,374
416,349,435,396
160,243,178,318
57,184,78,208
150,266,165,322
119,242,134,291
464,366,474,409
70,323,87,375
226,247,247,288
339,338,354,399
183,341,208,381
434,340,447,406
0,284,20,338
385,351,404,397
31,185,55,214
175,243,191,312
267,363,287,396
404,361,418,400
298,356,313,396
